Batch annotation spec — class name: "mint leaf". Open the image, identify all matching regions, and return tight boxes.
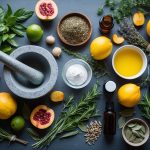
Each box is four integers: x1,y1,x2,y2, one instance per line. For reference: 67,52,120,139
1,45,12,53
14,24,26,31
2,34,9,42
5,4,12,18
0,6,5,21
8,34,16,39
6,16,17,26
11,27,24,36
7,38,18,47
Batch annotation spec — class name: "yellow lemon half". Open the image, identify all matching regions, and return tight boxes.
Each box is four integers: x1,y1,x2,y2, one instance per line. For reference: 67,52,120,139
146,20,150,37
0,93,17,119
118,83,141,108
90,36,113,60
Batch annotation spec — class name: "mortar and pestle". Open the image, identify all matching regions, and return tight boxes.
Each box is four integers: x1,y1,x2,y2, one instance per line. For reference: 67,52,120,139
2,45,58,99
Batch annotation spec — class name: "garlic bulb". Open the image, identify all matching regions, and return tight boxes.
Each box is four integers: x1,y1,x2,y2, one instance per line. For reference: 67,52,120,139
46,35,55,45
52,47,62,57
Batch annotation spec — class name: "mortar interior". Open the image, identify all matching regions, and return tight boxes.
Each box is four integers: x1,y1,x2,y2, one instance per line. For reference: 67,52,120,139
11,52,51,89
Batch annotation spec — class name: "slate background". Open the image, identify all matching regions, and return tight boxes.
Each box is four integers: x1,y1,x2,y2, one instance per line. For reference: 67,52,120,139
0,0,150,150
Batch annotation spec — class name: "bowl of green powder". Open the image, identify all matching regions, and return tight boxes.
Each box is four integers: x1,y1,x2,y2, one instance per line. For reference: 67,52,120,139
57,13,92,46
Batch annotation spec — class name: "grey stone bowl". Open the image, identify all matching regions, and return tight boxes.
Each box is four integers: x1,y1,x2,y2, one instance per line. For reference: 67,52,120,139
4,45,58,99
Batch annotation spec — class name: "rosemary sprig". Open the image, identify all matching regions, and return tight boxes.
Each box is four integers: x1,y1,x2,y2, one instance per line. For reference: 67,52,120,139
0,127,28,145
62,47,109,79
30,84,101,149
119,18,149,52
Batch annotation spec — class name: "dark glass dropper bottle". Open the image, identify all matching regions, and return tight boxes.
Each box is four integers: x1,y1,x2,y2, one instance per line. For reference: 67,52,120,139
104,101,116,135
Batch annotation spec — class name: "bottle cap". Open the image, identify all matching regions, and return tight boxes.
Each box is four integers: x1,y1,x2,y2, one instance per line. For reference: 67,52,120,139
105,81,116,93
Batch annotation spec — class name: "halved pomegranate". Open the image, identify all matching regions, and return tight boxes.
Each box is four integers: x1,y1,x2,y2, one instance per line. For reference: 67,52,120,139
30,105,55,129
35,0,58,21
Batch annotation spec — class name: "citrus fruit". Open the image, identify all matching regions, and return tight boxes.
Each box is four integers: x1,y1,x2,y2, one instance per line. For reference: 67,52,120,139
133,12,145,26
146,20,150,37
26,24,43,43
11,116,25,131
90,36,113,60
118,83,141,108
50,91,64,102
0,93,17,119
30,105,55,129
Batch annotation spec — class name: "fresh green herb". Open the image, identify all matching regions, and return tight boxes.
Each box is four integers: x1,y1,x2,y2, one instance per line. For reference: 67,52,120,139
0,127,28,145
0,4,33,53
119,18,149,53
29,84,101,149
60,130,79,139
26,128,40,141
62,47,109,79
97,5,104,16
139,94,150,121
78,123,87,132
118,116,126,128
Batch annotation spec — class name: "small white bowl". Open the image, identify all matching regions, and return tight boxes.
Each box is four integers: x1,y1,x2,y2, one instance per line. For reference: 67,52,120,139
62,59,92,89
122,118,150,147
112,45,147,80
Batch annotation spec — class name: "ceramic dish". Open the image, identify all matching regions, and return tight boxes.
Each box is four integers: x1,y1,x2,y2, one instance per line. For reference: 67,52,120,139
112,45,147,80
4,45,58,99
62,59,92,89
122,118,150,147
57,13,92,46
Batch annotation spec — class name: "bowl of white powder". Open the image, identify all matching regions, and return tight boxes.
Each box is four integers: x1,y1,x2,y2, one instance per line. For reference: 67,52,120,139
62,59,92,89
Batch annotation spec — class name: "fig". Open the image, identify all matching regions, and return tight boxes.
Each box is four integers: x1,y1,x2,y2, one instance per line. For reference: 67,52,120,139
35,0,58,21
30,105,55,129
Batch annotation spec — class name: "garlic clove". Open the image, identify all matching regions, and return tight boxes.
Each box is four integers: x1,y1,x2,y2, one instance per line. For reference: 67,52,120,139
46,35,55,45
52,47,62,57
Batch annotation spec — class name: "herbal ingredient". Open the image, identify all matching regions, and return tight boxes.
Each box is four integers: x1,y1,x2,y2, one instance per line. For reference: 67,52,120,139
119,18,150,53
118,84,141,108
52,47,62,57
0,127,28,145
139,94,150,121
35,0,58,21
26,24,43,43
62,47,109,79
66,64,88,86
46,35,55,45
84,120,102,145
90,36,113,60
0,92,17,119
98,0,150,23
112,34,124,45
60,16,90,44
133,12,145,26
29,84,100,149
146,20,150,37
11,116,25,131
124,122,146,143
0,4,33,53
30,105,55,129
50,91,64,102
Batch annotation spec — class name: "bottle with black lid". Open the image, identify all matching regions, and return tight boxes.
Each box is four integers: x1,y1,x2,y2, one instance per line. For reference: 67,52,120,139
104,101,116,135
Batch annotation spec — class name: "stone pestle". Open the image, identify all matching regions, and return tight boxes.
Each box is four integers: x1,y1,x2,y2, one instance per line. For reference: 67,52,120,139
0,51,44,85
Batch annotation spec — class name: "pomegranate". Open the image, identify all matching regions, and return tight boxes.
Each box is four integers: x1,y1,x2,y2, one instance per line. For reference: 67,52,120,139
35,0,58,21
30,105,55,129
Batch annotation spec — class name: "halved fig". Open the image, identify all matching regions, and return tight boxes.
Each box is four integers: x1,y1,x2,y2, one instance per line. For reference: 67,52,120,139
30,105,55,129
35,0,58,21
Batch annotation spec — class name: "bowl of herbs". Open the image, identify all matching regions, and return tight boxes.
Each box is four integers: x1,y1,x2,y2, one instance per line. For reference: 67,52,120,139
57,13,92,46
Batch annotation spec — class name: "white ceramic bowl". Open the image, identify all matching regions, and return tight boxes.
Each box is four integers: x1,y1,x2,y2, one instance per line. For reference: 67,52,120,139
112,45,147,80
122,118,150,147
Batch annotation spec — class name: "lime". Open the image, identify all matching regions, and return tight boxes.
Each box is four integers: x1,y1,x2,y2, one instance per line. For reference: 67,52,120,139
11,116,25,131
26,24,43,43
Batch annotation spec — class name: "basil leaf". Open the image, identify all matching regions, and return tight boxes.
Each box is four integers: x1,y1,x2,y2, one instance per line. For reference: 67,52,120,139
2,34,9,42
8,34,16,39
7,38,18,47
60,130,79,139
1,45,12,53
0,6,5,21
5,4,12,18
0,24,6,32
14,8,34,22
6,16,17,26
11,27,24,37
14,24,26,31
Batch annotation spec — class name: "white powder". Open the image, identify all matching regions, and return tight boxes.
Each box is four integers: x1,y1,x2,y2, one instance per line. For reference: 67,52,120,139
66,64,88,86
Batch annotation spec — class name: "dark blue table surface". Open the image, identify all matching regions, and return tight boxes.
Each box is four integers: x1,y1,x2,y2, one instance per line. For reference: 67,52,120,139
0,0,150,150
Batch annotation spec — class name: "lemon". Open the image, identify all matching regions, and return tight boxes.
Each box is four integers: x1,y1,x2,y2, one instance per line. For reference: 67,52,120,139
146,20,150,37
90,36,113,60
118,83,141,108
50,91,64,102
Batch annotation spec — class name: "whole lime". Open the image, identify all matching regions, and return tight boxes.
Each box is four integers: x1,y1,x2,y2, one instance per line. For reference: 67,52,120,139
11,116,25,131
26,24,43,43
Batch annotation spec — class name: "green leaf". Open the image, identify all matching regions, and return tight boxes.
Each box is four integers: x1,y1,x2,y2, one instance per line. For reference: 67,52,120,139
5,4,12,18
7,38,18,47
97,6,103,15
0,24,6,32
8,34,16,39
11,27,24,36
0,6,5,21
26,128,40,141
2,34,9,42
6,16,17,26
22,103,31,120
14,8,34,22
60,130,79,139
119,108,135,117
1,45,12,53
118,116,126,128
14,24,26,31
132,125,142,131
78,123,87,132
